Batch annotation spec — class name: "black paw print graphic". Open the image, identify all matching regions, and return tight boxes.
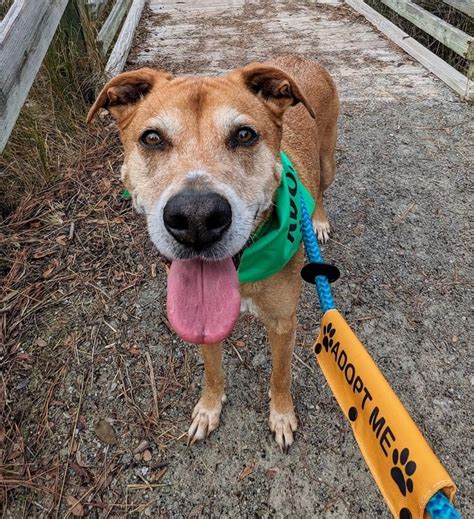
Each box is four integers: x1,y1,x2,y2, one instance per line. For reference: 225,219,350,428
391,448,417,497
315,322,338,354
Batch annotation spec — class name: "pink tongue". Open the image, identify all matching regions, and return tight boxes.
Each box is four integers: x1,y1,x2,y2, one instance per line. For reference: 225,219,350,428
167,257,241,344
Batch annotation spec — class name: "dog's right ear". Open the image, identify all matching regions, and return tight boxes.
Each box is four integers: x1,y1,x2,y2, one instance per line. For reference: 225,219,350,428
86,68,173,124
236,63,315,119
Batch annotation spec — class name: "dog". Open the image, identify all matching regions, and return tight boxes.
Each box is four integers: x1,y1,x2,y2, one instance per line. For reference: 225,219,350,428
87,55,339,451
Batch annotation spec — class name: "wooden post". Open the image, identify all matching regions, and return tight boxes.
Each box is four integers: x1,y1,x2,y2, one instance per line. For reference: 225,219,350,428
105,0,145,77
98,0,133,55
0,0,70,153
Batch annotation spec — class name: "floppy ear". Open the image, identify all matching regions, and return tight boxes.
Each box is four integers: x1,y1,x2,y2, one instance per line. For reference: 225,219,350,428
86,68,173,124
237,63,315,119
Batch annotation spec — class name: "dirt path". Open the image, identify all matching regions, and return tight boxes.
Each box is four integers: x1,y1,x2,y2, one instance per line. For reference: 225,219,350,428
3,1,472,517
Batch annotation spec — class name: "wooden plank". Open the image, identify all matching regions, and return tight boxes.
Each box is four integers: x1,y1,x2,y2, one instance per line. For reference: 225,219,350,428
105,0,145,77
442,0,474,18
345,0,473,101
0,0,69,153
379,0,473,58
97,0,132,55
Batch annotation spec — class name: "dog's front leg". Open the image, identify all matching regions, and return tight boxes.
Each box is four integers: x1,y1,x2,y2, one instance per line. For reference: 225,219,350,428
188,343,226,444
265,315,298,452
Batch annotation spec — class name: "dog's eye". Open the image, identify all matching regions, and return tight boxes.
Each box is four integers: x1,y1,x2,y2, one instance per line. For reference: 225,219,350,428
140,130,166,149
231,126,259,147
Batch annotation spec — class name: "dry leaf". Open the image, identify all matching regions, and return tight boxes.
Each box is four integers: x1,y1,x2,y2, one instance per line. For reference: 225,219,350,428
35,338,47,347
234,340,246,348
142,449,152,462
77,415,87,432
7,444,22,461
42,259,59,279
32,249,55,259
93,419,117,445
70,462,93,483
128,345,141,356
239,464,254,480
16,352,33,363
265,467,278,478
66,495,84,517
150,466,167,483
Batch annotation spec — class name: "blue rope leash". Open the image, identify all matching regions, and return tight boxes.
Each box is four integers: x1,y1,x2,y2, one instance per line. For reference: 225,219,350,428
299,195,461,519
299,196,335,313
427,492,462,519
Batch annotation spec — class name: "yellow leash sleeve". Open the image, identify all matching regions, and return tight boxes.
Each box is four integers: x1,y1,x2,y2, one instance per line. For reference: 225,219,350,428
314,309,456,519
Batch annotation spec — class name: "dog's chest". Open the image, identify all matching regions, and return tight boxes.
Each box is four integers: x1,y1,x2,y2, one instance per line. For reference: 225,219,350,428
240,297,259,317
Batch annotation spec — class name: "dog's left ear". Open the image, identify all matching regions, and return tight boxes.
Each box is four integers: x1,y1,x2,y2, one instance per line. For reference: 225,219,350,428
86,68,173,124
237,63,315,119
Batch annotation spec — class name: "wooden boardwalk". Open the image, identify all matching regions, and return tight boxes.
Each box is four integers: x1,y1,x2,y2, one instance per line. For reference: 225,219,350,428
2,2,471,517
124,2,472,517
132,0,457,102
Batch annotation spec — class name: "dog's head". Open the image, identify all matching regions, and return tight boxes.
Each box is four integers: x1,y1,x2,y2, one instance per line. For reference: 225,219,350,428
88,64,314,262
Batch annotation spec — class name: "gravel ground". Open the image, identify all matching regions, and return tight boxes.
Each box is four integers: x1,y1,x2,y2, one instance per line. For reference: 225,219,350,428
2,1,472,518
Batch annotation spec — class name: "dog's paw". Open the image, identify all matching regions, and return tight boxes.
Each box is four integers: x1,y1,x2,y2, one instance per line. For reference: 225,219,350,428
187,394,226,445
313,219,330,243
269,406,297,453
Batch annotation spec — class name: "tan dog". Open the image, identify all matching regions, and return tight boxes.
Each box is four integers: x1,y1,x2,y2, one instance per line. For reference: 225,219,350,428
88,55,339,451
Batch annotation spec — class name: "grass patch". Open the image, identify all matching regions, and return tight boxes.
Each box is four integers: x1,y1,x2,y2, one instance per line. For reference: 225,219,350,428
0,1,112,217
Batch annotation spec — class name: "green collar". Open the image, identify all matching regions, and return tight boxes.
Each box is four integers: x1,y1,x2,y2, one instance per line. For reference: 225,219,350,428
237,151,315,284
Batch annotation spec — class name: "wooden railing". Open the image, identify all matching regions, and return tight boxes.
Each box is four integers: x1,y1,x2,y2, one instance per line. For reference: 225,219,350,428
0,0,145,154
378,0,473,72
346,0,474,101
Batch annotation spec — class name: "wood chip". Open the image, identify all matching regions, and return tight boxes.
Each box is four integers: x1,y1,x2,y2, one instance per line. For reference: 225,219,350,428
133,439,149,454
66,495,84,517
93,419,117,445
234,340,246,348
142,449,152,462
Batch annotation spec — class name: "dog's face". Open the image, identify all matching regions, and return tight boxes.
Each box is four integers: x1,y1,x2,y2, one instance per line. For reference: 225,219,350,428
88,65,314,262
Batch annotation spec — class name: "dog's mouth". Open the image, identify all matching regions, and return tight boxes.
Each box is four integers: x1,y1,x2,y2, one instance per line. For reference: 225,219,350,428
166,256,241,345
163,210,258,345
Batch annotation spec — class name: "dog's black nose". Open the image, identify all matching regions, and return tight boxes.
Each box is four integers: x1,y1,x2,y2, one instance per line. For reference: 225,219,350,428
163,190,232,249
